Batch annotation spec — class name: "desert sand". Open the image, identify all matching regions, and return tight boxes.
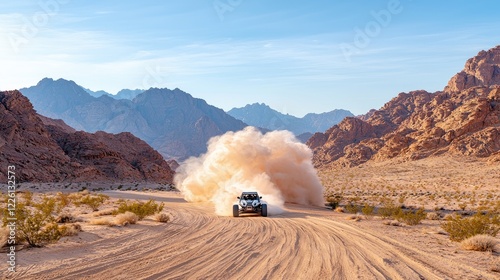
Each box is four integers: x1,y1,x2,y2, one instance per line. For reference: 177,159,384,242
2,189,498,280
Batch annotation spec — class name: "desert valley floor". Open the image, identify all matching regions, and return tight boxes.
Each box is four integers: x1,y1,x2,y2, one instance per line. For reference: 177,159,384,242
2,185,498,280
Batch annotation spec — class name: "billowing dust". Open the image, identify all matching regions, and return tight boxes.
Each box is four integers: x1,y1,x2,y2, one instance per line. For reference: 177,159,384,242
174,127,324,216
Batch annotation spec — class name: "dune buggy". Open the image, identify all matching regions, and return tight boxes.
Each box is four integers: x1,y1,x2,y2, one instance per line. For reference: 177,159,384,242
233,191,267,217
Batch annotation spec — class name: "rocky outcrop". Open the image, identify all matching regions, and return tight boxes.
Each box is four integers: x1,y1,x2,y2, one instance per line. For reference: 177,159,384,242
308,90,432,166
445,45,500,92
0,90,174,183
310,46,500,167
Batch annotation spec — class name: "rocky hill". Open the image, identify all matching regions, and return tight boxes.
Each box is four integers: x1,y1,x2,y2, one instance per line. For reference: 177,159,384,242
0,90,174,183
228,103,353,136
21,79,247,160
309,45,500,167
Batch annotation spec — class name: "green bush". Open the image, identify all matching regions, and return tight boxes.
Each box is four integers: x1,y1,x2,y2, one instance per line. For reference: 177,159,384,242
2,200,66,247
75,193,109,211
56,192,72,209
326,195,342,210
362,204,375,219
378,199,402,219
345,203,361,214
396,208,426,226
114,199,164,220
441,213,500,242
22,191,33,206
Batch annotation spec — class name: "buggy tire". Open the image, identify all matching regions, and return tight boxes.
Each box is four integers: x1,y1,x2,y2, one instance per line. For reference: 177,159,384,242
261,204,267,217
233,205,239,217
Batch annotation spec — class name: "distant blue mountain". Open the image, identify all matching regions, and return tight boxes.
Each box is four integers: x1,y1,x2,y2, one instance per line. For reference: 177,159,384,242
227,103,353,136
84,87,144,100
115,89,144,100
21,78,247,160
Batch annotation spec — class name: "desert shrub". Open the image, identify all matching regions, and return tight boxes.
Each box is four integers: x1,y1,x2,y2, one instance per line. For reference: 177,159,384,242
115,212,138,226
2,200,66,247
326,195,342,210
458,203,467,211
493,201,500,214
441,213,500,242
378,199,402,219
56,192,72,209
114,199,164,220
426,212,441,220
362,204,375,219
60,224,82,237
56,214,77,224
154,213,170,223
22,191,33,206
460,235,498,252
75,194,109,211
345,203,361,214
441,213,500,241
396,208,426,226
68,192,83,201
35,195,61,216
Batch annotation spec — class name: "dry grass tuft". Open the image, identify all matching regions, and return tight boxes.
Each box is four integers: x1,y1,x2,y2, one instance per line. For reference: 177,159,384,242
154,213,170,223
460,235,498,252
426,212,441,220
334,206,345,213
346,214,362,221
92,209,115,217
115,212,138,226
383,220,402,227
89,217,114,226
61,224,82,237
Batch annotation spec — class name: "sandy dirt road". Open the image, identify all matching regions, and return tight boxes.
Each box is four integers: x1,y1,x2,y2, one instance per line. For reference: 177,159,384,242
8,191,498,280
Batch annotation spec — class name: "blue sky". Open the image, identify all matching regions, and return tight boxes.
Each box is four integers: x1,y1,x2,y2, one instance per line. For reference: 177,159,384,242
1,1,499,116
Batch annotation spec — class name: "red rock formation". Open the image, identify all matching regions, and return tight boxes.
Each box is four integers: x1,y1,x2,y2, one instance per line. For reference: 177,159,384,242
446,45,500,92
0,90,174,183
309,46,500,167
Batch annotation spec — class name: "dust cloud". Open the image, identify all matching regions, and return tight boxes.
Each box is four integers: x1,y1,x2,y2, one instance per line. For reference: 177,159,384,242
174,127,324,216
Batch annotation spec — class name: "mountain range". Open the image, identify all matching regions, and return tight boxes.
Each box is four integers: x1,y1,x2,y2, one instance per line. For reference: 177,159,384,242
20,79,351,160
308,45,500,168
0,90,174,183
227,103,353,136
84,88,144,100
21,79,247,160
